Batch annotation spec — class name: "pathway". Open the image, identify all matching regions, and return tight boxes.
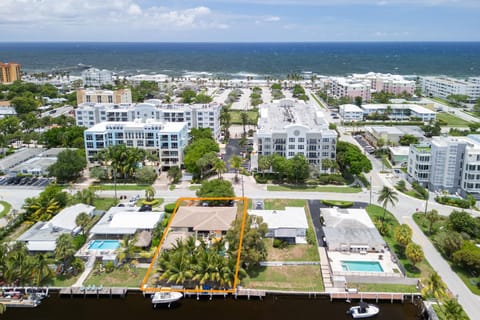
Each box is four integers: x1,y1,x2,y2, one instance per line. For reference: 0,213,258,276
72,254,96,287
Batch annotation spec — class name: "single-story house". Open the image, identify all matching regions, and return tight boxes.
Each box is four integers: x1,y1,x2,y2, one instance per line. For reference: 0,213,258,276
321,207,386,253
17,203,95,252
163,206,237,249
90,206,163,239
388,146,410,166
249,207,308,244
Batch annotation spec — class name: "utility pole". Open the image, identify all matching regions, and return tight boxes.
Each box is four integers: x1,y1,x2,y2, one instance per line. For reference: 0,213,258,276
241,175,245,198
424,191,429,215
369,175,373,204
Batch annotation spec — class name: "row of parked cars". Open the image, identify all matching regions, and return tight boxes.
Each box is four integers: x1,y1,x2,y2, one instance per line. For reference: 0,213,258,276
0,176,53,187
353,135,376,154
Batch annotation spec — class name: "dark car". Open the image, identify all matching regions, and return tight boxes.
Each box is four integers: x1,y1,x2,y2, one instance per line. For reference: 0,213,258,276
139,204,152,212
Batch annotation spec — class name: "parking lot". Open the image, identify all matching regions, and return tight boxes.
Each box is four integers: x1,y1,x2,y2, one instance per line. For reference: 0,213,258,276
353,135,376,154
0,176,54,188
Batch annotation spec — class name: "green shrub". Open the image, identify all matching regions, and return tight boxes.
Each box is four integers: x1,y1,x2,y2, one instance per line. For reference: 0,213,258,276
412,182,428,199
273,238,289,249
321,200,354,208
306,228,316,245
318,174,346,185
104,261,115,273
142,199,159,206
73,234,87,250
164,203,177,213
435,196,470,209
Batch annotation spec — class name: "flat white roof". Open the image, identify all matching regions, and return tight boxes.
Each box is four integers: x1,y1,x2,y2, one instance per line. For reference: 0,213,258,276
249,207,308,230
46,203,95,231
368,126,403,135
388,146,410,156
90,207,162,235
340,104,363,112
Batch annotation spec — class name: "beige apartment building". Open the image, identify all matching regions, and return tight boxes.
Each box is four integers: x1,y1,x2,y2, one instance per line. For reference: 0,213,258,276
0,62,21,84
76,88,132,105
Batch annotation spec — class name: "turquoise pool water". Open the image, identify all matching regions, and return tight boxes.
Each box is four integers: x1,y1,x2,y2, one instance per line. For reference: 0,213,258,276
88,240,120,250
341,260,384,272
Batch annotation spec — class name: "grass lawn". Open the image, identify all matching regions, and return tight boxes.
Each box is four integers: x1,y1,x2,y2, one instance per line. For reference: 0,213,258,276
49,274,81,287
430,97,454,107
264,239,319,262
93,197,119,211
365,205,434,278
229,110,259,124
436,112,471,127
263,199,307,210
349,283,418,293
0,200,12,218
413,213,480,296
188,185,201,191
381,157,392,169
84,267,148,288
241,265,324,292
267,185,362,193
93,184,152,191
404,190,426,200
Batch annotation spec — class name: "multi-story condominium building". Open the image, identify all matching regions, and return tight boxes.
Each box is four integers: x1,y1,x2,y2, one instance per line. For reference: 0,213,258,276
420,76,480,102
75,101,222,140
252,99,337,171
84,119,189,169
407,135,480,197
352,73,416,96
0,62,21,84
339,104,364,121
330,77,371,101
361,104,436,122
76,88,132,105
81,68,113,87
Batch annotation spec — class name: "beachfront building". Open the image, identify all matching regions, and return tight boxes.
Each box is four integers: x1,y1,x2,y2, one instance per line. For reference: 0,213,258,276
361,104,436,122
352,72,416,96
420,76,480,102
76,88,132,105
407,135,480,197
75,101,222,140
249,207,308,244
0,62,21,84
330,77,371,101
252,99,337,171
81,68,113,87
163,206,237,249
84,119,189,169
339,104,364,121
17,204,95,252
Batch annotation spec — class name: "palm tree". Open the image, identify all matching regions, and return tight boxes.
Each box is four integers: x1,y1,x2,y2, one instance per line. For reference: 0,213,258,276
229,155,243,181
213,159,227,179
118,235,137,264
258,155,272,177
30,254,54,286
394,224,412,248
425,209,440,234
377,186,398,227
75,212,91,235
55,234,76,268
240,112,249,134
405,243,424,268
26,198,60,222
422,271,448,303
442,298,468,320
74,187,97,205
145,186,155,202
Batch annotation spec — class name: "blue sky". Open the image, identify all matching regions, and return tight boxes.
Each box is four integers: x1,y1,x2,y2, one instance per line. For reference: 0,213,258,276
1,0,479,41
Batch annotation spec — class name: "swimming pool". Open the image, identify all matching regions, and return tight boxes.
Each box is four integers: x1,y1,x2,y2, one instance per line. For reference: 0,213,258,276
88,240,120,250
341,260,384,272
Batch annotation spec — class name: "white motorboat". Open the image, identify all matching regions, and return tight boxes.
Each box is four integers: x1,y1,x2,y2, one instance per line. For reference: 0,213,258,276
151,291,183,307
347,302,379,318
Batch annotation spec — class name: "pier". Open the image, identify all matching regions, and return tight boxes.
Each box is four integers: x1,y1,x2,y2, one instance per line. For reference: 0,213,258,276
330,292,421,303
59,287,128,298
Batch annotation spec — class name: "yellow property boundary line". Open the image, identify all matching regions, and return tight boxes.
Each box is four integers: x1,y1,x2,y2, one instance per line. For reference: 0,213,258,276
140,196,248,294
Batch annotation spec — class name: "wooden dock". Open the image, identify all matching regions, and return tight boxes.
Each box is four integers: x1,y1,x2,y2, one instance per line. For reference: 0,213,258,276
235,288,266,300
0,297,40,308
59,287,127,298
330,292,420,303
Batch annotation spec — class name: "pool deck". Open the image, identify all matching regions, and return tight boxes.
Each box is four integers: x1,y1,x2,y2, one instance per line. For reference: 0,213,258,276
328,251,401,277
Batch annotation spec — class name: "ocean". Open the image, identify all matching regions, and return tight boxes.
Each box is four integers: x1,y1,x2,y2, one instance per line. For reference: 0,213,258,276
0,42,479,78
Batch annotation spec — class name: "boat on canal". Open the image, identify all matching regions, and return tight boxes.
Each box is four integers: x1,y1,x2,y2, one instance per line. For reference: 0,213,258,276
151,291,183,307
347,302,379,318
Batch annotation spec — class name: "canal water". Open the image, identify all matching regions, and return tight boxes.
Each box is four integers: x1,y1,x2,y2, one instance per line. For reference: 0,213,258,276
3,293,424,320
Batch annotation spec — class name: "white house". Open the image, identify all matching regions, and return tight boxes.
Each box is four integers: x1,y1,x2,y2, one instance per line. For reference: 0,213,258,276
339,104,363,121
250,207,308,244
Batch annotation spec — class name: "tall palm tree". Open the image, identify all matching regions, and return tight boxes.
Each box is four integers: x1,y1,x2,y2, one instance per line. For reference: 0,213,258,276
4,242,30,285
229,155,243,180
421,271,448,303
30,254,54,286
26,198,60,222
213,159,227,179
377,186,398,227
258,155,272,177
425,209,440,234
118,235,137,264
55,234,76,267
240,112,249,134
75,212,91,235
145,186,155,202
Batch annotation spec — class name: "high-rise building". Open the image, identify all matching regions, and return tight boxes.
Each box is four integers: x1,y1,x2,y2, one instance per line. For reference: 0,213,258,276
0,62,21,84
76,88,132,105
81,68,113,87
420,76,480,102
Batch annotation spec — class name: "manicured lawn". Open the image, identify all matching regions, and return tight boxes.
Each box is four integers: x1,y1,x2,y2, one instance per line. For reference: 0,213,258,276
241,265,324,292
264,239,319,262
49,274,81,287
349,283,418,293
188,185,201,191
365,205,434,278
229,110,259,124
94,184,152,191
404,190,425,200
430,97,454,107
0,200,12,218
93,197,119,211
267,185,362,193
436,112,471,127
263,199,306,210
381,157,392,169
84,267,148,288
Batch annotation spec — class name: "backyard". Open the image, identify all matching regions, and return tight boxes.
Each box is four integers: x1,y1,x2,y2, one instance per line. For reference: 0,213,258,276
84,267,148,288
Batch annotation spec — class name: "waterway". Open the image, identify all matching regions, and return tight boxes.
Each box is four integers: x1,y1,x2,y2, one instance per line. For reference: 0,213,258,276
3,292,424,320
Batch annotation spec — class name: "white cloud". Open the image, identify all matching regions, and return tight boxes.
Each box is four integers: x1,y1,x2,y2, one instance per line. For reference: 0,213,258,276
127,4,142,15
198,0,480,7
264,16,280,22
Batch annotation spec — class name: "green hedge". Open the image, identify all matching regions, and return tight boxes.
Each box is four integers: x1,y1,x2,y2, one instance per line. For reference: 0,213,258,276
142,199,160,206
435,196,470,209
164,203,177,213
321,200,354,208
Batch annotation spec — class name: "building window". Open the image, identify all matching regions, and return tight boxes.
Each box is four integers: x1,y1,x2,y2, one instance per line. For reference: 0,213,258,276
289,138,295,142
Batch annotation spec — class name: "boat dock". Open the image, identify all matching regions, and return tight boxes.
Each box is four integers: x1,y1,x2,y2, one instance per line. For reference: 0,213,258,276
235,288,266,299
330,292,421,303
0,297,40,308
59,287,128,298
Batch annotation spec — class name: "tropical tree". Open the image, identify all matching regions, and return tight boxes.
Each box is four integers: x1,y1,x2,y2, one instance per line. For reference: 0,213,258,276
117,235,138,264
240,112,249,133
425,209,440,234
395,180,407,192
55,234,76,268
30,254,54,286
213,159,227,179
75,212,91,235
167,166,182,184
258,155,272,177
405,243,424,267
48,149,87,183
4,242,30,285
74,187,97,206
135,166,157,184
145,186,156,202
421,271,448,303
434,231,463,259
394,224,413,248
377,186,398,227
26,198,60,222
229,155,243,180
442,298,468,320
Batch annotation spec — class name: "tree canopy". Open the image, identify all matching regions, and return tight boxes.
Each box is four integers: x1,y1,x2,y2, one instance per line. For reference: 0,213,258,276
196,179,235,205
48,149,87,183
336,141,372,175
